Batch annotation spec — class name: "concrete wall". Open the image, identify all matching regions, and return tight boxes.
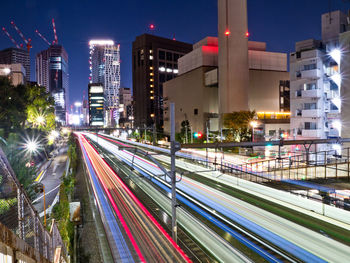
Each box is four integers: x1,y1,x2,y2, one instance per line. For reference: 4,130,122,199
249,50,287,71
218,0,249,115
163,66,218,134
248,70,289,112
178,46,218,75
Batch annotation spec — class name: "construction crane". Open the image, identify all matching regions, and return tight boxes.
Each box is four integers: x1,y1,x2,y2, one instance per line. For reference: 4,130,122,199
35,19,59,46
10,21,32,53
2,27,22,49
35,29,51,46
52,19,58,45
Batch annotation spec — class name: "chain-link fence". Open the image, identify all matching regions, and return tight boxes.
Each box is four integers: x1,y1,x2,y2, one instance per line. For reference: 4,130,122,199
0,146,68,262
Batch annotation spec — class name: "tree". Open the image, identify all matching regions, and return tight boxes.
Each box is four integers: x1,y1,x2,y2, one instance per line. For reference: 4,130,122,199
25,83,56,131
223,110,256,142
0,77,27,136
0,78,56,136
180,120,190,143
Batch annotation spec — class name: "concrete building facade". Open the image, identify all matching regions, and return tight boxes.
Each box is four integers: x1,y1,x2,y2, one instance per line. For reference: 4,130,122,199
290,10,349,152
89,40,120,127
132,34,192,129
0,48,30,82
36,45,68,125
0,64,26,85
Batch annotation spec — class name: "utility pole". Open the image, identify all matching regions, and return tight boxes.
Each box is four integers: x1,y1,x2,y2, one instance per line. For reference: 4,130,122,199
206,121,209,167
170,103,180,243
153,123,157,146
190,126,193,143
185,122,188,144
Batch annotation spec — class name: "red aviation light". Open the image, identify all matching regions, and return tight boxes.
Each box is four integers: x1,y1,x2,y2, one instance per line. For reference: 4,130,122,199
149,24,155,30
225,30,230,36
245,31,250,37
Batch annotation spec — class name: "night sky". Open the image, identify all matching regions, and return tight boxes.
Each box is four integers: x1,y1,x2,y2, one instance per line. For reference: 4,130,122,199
1,0,350,108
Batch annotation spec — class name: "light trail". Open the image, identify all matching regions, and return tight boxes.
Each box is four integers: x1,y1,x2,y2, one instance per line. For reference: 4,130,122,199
78,133,191,262
92,134,350,263
78,134,136,262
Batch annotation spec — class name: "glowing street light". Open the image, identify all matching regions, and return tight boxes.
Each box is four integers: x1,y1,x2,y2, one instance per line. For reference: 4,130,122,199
332,97,341,110
36,115,46,126
2,67,11,75
329,49,341,65
331,72,342,87
26,140,38,153
21,137,41,156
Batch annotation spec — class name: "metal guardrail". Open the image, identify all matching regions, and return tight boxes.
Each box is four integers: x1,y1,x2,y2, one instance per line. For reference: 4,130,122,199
0,146,68,262
181,137,350,149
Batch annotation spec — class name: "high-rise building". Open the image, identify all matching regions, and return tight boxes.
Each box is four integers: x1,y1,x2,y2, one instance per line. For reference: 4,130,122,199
89,40,120,127
36,45,68,125
0,48,30,82
119,87,133,127
132,34,192,129
290,10,348,152
88,83,104,126
82,98,89,126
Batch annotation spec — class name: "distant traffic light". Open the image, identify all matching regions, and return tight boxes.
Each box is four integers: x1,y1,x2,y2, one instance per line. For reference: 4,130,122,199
194,132,203,138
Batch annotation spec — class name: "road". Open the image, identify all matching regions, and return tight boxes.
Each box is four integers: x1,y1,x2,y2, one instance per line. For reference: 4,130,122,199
92,133,350,263
77,133,190,263
33,146,67,214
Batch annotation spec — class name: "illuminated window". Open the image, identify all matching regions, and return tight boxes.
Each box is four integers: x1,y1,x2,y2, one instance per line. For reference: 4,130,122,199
150,66,154,70
149,50,153,54
150,96,154,99
150,113,155,117
149,55,153,60
150,78,154,82
150,90,154,93
150,72,154,76
150,84,154,87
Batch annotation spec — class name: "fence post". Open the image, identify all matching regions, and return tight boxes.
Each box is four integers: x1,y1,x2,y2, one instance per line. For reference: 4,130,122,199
34,213,39,253
347,147,350,181
17,189,24,239
324,151,327,180
336,157,338,180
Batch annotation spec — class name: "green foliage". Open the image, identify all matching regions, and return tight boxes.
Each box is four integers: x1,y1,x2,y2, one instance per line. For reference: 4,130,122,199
0,77,56,136
0,77,27,136
25,84,55,131
68,134,78,173
223,110,256,142
51,183,74,254
0,198,17,214
3,134,36,198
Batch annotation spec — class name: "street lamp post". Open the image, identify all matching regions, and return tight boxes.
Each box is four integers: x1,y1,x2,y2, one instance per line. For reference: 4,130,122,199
250,121,258,142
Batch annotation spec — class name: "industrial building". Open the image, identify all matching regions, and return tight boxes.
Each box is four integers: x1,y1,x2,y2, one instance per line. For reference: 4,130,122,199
163,36,290,140
132,34,192,130
89,40,120,127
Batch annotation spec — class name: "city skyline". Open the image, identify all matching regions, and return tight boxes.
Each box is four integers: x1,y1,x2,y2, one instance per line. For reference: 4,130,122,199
1,0,350,107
